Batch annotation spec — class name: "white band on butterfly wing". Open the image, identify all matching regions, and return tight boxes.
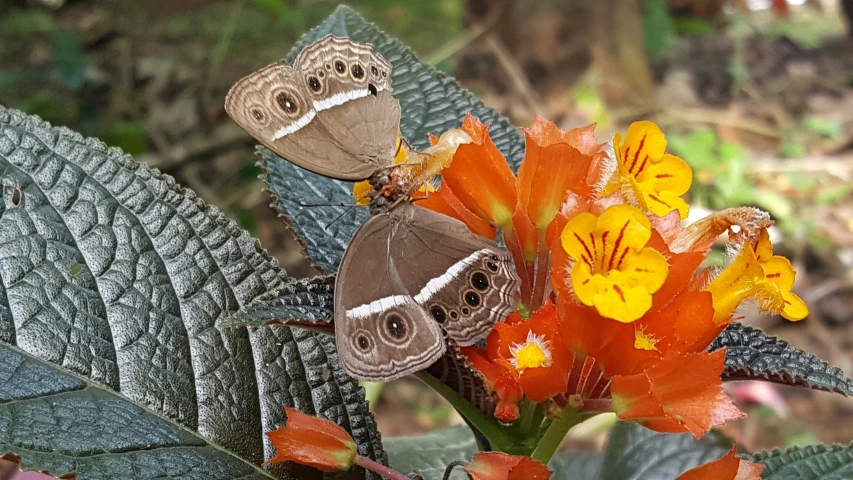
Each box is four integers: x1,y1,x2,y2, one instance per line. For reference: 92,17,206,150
344,249,490,319
271,110,316,141
269,85,388,141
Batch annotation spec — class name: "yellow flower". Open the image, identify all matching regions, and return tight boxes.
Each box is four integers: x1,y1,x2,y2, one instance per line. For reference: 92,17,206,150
606,121,693,219
706,229,808,323
560,205,669,323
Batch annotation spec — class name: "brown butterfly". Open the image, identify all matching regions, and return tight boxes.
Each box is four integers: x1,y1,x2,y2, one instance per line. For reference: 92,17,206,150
225,35,520,381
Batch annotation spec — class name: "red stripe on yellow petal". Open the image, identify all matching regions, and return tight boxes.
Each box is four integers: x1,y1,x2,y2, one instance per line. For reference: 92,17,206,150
417,179,497,239
612,350,743,438
677,445,764,480
706,245,765,324
781,290,809,321
442,114,517,227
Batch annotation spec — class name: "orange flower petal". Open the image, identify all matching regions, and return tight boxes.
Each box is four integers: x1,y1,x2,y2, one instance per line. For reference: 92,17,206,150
417,178,497,239
489,305,571,402
464,452,552,480
641,290,727,356
442,114,517,227
265,407,357,470
611,350,744,438
677,445,764,480
518,116,597,228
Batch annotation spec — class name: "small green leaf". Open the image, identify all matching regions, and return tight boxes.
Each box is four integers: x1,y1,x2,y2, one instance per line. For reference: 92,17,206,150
750,188,794,220
779,140,808,158
814,183,851,205
104,121,147,155
252,0,287,16
672,17,715,35
1,10,56,36
49,29,87,89
802,116,842,139
642,0,673,57
668,130,717,170
233,205,259,235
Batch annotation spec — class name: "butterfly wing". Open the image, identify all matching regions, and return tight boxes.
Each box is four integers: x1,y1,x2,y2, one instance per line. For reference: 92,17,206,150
335,212,446,382
224,36,399,181
388,203,520,345
295,35,400,165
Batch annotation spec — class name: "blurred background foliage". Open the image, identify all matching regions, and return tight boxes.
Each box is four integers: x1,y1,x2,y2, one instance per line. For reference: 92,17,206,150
3,0,853,458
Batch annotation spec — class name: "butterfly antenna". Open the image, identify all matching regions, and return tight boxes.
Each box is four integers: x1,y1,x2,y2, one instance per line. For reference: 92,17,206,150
324,204,358,232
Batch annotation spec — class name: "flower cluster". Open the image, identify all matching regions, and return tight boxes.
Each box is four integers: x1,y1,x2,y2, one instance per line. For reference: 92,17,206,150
417,115,808,438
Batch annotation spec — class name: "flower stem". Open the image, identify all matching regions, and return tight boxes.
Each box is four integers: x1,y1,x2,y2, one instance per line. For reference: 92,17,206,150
415,371,515,450
530,409,585,465
355,455,410,480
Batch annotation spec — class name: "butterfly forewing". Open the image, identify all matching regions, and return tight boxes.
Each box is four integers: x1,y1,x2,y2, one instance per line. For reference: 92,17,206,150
224,35,400,181
334,203,520,381
335,212,446,382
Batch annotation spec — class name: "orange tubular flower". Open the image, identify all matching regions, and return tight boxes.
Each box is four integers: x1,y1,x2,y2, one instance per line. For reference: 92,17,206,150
441,114,518,228
611,350,744,438
266,407,357,471
517,116,599,230
606,121,693,219
486,305,572,402
417,177,497,239
677,445,764,480
462,452,552,480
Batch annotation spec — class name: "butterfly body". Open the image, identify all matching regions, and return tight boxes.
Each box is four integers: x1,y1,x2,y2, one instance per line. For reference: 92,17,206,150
226,35,520,381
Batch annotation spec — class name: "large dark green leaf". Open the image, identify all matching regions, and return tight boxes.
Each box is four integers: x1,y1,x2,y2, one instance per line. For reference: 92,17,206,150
261,5,525,273
711,323,853,395
747,443,853,479
0,106,383,479
596,421,732,479
0,343,271,479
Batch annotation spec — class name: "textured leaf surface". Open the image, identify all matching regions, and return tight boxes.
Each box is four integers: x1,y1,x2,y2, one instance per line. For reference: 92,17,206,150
747,443,853,479
0,344,270,479
261,5,525,272
0,106,383,479
710,323,853,395
219,275,335,329
385,426,592,480
549,451,603,480
597,421,732,480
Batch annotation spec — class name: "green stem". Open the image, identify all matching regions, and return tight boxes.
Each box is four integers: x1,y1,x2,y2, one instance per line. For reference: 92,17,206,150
415,372,514,450
530,409,584,465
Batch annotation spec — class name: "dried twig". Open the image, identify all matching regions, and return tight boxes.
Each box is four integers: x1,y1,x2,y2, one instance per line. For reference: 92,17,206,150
424,1,510,66
484,33,548,116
